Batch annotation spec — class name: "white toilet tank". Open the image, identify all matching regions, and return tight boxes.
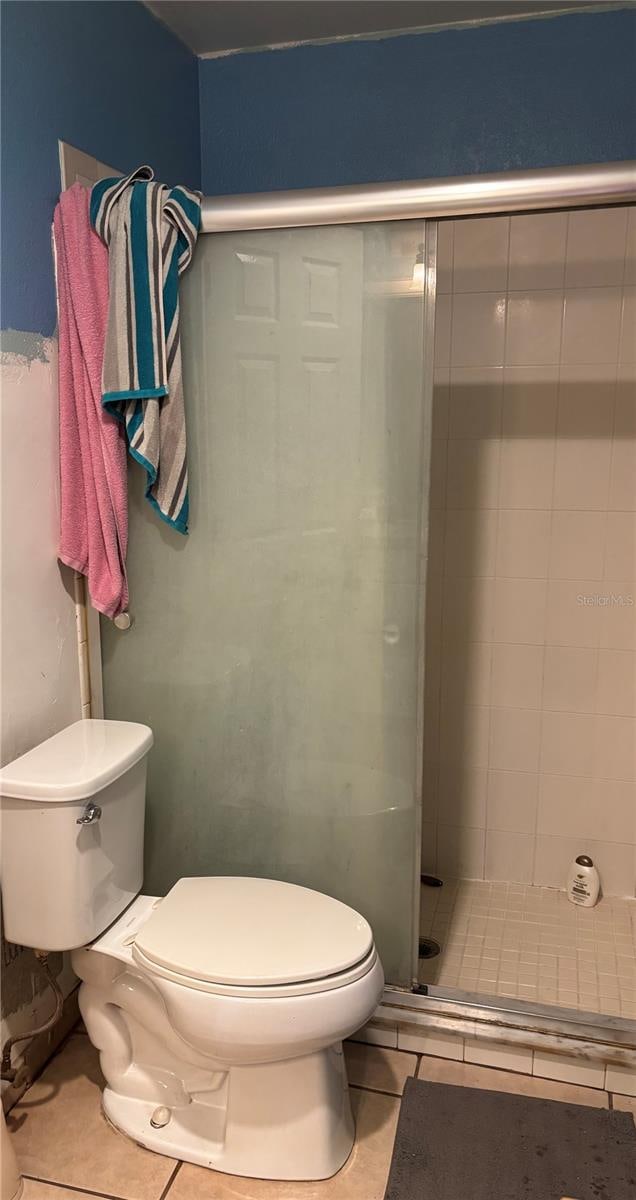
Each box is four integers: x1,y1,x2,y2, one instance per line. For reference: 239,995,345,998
0,720,153,951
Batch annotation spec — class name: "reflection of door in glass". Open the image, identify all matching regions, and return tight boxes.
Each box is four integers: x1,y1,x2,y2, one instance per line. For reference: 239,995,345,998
101,221,430,986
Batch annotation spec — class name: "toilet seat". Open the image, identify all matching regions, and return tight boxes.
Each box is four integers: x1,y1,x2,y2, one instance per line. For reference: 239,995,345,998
132,940,378,998
132,876,376,998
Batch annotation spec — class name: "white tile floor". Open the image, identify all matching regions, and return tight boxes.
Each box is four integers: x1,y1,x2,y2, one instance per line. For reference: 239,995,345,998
419,879,636,1019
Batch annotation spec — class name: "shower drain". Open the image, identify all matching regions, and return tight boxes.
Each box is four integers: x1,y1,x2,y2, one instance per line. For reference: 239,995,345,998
418,937,441,960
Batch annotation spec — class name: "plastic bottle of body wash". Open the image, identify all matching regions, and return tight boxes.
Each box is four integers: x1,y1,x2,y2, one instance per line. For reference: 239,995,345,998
567,855,600,907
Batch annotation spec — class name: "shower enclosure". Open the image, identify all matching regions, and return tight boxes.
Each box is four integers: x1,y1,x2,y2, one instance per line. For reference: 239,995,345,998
419,201,636,1026
102,218,433,986
99,163,635,1034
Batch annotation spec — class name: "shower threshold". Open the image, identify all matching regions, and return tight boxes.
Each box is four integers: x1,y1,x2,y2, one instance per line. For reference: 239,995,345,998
380,979,636,1062
377,878,636,1068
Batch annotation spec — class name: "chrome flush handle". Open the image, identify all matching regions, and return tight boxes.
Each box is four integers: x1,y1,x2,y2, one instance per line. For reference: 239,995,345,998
76,801,102,825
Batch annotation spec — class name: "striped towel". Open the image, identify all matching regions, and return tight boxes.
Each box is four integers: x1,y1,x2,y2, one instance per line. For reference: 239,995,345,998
90,166,201,533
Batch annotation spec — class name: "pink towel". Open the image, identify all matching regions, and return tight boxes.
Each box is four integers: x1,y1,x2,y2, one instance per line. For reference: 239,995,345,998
54,183,128,618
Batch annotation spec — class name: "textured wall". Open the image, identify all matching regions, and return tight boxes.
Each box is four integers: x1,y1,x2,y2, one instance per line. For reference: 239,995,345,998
0,0,200,336
199,9,636,196
0,337,82,767
0,336,82,1043
0,0,199,1045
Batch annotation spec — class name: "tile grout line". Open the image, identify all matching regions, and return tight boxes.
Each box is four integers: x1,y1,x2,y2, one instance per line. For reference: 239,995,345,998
338,1044,622,1101
22,1160,184,1200
530,212,567,891
420,1049,608,1093
484,213,513,885
351,1045,617,1099
159,1159,183,1198
22,1174,130,1200
353,1073,624,1110
350,1083,406,1100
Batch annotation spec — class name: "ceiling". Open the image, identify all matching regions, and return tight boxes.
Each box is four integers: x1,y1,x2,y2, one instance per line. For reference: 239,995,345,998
144,0,613,56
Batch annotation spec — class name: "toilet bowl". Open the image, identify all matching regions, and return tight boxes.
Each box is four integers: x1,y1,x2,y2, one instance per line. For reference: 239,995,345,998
73,879,383,1179
0,722,384,1182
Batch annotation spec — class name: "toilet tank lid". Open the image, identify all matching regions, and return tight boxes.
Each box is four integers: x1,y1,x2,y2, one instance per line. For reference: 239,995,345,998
0,720,153,801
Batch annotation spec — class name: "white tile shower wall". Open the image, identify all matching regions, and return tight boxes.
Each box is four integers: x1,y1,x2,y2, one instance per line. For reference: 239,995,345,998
424,206,636,897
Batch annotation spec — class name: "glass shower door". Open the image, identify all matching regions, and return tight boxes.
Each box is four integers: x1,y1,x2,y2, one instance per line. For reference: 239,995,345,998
101,219,432,986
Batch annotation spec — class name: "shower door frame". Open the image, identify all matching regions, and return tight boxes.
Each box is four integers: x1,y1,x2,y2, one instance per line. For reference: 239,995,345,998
200,160,635,232
90,159,636,1046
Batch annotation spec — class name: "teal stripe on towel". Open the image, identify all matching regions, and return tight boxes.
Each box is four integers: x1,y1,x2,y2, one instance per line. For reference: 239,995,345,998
130,183,155,391
89,177,113,228
170,188,201,232
163,256,178,332
103,386,167,402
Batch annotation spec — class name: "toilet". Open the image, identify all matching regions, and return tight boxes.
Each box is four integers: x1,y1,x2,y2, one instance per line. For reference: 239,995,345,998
0,720,383,1181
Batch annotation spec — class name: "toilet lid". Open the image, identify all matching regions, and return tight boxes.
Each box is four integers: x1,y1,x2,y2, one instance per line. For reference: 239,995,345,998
133,876,374,987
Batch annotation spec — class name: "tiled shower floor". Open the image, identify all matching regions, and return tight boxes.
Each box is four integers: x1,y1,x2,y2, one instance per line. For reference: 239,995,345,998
419,879,636,1020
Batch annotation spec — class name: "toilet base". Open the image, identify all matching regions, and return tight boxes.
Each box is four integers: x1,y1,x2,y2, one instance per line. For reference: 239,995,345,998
103,1046,355,1181
72,898,381,1182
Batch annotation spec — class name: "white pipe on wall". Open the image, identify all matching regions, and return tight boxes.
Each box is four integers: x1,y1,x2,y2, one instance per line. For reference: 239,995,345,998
200,160,636,233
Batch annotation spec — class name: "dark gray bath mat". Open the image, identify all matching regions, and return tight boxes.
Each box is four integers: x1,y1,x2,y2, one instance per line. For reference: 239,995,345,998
384,1077,636,1200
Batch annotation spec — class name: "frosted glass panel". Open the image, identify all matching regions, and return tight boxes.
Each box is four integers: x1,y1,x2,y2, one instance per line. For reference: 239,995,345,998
101,221,430,985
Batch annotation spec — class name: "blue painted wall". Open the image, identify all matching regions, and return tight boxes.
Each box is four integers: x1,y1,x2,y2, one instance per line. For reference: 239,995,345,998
199,9,636,196
3,5,635,334
0,1,200,336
